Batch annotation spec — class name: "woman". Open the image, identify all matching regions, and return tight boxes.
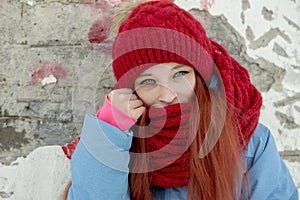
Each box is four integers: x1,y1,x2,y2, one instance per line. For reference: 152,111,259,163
62,1,298,199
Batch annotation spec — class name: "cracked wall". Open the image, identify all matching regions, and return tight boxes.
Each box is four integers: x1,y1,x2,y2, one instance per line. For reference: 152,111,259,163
0,0,299,199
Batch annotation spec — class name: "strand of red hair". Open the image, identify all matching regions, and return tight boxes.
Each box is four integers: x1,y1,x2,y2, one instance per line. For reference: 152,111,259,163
187,74,248,199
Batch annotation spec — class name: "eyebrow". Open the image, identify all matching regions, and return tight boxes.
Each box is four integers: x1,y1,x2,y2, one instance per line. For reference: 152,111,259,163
138,64,187,78
137,73,152,78
173,64,187,70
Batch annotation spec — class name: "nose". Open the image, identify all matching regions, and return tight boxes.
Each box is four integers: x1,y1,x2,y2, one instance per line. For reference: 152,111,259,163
158,85,177,105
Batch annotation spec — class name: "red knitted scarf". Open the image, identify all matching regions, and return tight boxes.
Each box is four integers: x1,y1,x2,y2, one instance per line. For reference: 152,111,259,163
62,0,263,190
146,103,192,188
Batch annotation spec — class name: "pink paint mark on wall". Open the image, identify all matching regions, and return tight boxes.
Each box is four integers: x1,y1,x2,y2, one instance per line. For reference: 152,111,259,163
31,61,67,85
80,0,124,44
106,0,123,7
201,0,215,10
88,16,111,43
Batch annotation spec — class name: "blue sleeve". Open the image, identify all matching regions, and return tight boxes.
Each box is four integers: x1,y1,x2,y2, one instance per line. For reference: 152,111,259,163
67,114,132,200
242,124,298,200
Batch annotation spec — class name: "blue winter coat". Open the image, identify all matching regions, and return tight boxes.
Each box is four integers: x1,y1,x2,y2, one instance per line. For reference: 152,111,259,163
67,114,298,199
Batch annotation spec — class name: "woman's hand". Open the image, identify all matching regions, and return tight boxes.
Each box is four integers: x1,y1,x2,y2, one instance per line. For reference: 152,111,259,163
108,88,145,120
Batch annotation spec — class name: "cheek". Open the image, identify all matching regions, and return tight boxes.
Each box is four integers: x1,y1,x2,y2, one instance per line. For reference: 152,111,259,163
178,86,194,102
176,74,196,102
188,72,196,87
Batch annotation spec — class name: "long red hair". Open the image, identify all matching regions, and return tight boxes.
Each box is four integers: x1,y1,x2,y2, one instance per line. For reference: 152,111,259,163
62,74,249,199
129,73,248,199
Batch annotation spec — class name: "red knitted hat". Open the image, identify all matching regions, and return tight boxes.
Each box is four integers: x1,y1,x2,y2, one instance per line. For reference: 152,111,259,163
112,0,214,87
111,0,262,147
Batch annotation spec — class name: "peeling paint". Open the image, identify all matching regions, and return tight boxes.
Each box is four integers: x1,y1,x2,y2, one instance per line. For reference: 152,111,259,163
0,0,299,195
0,127,29,151
283,16,300,31
41,74,57,86
28,0,35,6
294,105,300,113
280,150,300,162
275,111,300,129
291,65,300,70
241,0,250,11
189,9,285,93
31,61,67,85
274,93,300,107
20,0,36,6
246,26,255,41
261,6,274,21
200,0,215,10
0,146,71,199
272,42,288,57
240,12,245,24
249,28,292,50
88,16,111,43
0,191,13,198
251,57,285,92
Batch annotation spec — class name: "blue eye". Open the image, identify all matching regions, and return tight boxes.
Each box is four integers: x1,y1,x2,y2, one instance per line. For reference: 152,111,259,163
140,79,156,85
174,71,189,78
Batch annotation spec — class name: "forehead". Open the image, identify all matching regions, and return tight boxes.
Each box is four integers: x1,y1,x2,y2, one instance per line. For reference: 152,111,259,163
139,62,190,75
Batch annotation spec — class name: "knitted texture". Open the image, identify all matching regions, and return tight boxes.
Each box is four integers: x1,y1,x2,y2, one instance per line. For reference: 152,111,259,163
147,103,192,187
112,0,214,88
112,0,262,147
62,136,80,159
62,0,263,174
211,41,262,145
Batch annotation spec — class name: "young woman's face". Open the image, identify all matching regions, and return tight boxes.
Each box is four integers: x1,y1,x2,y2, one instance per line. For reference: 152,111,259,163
134,62,196,107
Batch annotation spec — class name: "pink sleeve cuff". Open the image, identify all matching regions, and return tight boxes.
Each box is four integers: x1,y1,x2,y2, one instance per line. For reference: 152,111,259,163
96,95,137,131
